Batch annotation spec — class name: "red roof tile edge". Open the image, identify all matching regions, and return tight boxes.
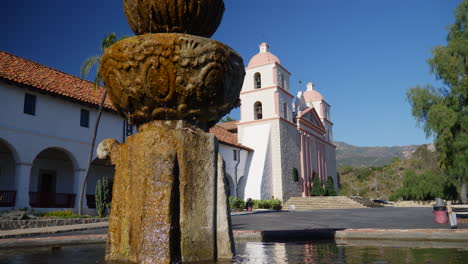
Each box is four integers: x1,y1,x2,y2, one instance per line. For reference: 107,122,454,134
0,50,116,112
210,125,253,151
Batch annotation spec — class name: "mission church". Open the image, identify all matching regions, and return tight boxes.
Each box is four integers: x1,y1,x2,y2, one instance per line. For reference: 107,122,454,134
0,43,336,212
219,43,337,201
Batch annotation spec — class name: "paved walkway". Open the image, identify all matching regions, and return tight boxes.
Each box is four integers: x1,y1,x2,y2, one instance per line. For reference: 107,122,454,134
1,207,467,247
231,207,466,230
0,222,108,239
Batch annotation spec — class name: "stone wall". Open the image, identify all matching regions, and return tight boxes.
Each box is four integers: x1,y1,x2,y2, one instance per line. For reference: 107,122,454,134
279,120,302,201
0,217,108,230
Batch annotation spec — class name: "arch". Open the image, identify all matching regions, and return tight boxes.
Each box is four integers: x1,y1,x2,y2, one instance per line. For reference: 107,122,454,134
225,173,235,197
237,176,247,200
0,138,20,163
254,101,263,120
254,72,261,89
86,158,115,209
0,139,18,204
29,147,78,208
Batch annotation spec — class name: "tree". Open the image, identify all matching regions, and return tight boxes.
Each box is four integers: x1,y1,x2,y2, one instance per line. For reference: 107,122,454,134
406,1,468,203
310,174,324,196
324,176,337,196
78,33,128,215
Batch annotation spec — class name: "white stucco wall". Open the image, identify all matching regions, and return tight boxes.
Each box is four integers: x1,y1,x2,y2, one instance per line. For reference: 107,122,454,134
238,122,272,200
243,64,276,92
0,82,125,167
240,88,277,122
218,143,250,198
29,150,74,193
0,81,125,209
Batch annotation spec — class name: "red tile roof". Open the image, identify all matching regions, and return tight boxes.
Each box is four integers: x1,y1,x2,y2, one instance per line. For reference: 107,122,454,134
216,120,238,133
0,50,115,111
0,50,253,151
210,125,253,151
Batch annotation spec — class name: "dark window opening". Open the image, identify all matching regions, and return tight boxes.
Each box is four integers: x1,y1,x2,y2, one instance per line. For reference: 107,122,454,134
283,103,287,119
254,72,261,89
80,109,90,127
233,150,237,161
24,94,36,115
254,101,263,120
278,73,283,88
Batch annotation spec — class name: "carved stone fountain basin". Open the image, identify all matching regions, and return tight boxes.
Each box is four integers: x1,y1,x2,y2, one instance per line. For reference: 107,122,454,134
100,33,245,125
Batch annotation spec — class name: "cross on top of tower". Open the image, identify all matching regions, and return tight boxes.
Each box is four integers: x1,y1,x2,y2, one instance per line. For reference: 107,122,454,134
259,43,270,53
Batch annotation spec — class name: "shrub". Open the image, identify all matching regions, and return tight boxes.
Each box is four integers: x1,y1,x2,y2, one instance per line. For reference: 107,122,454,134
250,199,283,210
324,176,337,196
310,174,324,196
37,210,93,218
255,199,271,209
229,196,246,210
292,168,299,182
389,171,454,201
270,199,282,210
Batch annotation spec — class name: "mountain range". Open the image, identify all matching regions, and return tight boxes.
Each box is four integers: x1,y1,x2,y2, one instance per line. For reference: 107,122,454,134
334,141,428,168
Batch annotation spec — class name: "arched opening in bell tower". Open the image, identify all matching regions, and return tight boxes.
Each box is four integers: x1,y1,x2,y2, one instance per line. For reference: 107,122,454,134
254,101,263,120
254,72,261,89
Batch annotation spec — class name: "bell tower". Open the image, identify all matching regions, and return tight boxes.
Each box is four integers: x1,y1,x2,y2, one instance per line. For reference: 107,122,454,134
238,43,293,123
237,43,301,201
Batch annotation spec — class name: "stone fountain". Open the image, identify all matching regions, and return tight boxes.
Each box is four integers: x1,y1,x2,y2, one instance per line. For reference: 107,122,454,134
96,0,245,263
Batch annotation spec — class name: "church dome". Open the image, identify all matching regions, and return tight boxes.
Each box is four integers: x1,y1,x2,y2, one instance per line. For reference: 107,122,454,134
302,82,324,102
248,43,281,67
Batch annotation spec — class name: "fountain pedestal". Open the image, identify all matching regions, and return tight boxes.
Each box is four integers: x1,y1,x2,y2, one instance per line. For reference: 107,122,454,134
97,1,244,263
99,121,234,263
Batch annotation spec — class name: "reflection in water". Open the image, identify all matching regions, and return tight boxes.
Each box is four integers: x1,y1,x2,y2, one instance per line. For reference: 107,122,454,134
1,241,468,264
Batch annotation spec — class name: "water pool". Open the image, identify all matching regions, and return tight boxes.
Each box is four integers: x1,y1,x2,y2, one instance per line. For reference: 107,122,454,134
1,240,468,263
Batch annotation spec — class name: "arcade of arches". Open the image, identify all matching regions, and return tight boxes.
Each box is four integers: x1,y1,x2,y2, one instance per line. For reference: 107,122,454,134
0,138,114,210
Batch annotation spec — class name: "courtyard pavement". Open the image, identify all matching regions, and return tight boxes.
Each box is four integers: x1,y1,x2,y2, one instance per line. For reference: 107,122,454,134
231,207,466,230
1,207,467,247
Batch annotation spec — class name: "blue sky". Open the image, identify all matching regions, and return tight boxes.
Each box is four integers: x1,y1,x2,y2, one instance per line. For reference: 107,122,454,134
2,0,462,146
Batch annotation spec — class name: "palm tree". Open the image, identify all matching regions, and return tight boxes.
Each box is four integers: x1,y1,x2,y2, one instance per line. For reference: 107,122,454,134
78,33,127,215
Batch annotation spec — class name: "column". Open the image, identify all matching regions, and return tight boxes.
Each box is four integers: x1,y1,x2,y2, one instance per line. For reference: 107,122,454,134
300,132,306,196
73,168,87,210
15,163,32,208
305,134,310,195
316,141,321,182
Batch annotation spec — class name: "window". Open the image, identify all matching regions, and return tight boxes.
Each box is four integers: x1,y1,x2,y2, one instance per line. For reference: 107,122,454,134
254,101,263,120
254,72,261,89
80,109,90,127
278,73,284,88
24,93,36,115
283,103,287,119
233,150,238,161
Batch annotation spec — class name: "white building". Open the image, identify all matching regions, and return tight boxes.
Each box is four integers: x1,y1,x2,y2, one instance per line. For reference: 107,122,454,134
222,43,337,201
0,43,336,211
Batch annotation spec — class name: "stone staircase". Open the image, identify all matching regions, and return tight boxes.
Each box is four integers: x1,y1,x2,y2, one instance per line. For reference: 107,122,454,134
283,196,379,211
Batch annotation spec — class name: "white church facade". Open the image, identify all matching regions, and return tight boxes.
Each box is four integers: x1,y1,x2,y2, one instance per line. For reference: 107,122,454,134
0,43,336,212
230,43,337,201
